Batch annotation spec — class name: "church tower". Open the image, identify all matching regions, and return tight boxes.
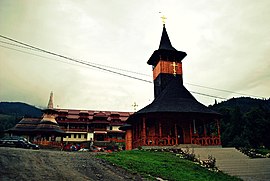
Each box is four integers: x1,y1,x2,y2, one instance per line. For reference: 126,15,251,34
124,20,221,150
148,24,187,98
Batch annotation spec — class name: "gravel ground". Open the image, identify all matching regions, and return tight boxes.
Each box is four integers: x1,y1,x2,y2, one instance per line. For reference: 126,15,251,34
0,147,143,181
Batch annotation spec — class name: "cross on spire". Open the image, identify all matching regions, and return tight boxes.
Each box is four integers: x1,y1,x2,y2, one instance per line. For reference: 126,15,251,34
132,102,138,111
161,15,167,25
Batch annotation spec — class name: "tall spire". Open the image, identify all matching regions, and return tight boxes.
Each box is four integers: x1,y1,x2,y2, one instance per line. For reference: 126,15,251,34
147,25,186,66
159,25,176,51
47,91,54,109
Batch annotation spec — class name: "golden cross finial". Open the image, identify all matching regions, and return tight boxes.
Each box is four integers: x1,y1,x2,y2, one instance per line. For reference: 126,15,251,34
132,102,138,111
161,15,167,25
171,62,178,76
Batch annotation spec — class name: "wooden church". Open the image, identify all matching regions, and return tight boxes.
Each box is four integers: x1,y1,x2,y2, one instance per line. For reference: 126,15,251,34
123,24,222,150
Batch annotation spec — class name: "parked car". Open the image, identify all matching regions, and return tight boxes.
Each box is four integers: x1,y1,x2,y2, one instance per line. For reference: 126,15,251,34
0,136,39,150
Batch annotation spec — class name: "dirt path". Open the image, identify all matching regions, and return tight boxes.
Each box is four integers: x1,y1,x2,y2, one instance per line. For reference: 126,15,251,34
0,147,143,181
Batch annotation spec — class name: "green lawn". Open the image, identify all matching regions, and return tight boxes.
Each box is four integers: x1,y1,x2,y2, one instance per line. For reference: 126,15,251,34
97,150,241,181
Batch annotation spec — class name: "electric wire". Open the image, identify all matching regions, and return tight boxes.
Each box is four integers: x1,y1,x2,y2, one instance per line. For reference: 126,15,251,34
0,43,227,100
0,34,262,100
0,38,150,77
0,35,152,83
0,36,255,98
185,82,263,98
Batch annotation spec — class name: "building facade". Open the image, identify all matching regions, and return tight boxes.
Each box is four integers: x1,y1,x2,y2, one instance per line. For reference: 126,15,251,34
8,92,132,148
56,109,132,144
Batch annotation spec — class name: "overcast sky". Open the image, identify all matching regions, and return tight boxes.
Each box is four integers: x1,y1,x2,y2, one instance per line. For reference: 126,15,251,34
0,0,269,111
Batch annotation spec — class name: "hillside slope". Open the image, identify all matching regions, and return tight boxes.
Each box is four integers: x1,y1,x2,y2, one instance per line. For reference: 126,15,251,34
210,97,270,148
0,102,43,136
0,102,42,117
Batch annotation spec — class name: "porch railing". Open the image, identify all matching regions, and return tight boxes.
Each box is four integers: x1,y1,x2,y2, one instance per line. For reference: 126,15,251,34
133,135,221,148
133,136,176,148
191,136,221,146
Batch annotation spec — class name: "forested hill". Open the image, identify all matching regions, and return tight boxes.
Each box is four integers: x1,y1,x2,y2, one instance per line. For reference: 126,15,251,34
210,97,270,113
0,102,43,118
209,97,270,148
0,102,43,136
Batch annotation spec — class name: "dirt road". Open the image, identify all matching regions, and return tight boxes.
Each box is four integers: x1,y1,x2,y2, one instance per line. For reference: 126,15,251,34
0,147,143,181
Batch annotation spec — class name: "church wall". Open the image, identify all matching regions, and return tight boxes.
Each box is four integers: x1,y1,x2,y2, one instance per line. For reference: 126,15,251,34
146,120,157,137
125,129,132,150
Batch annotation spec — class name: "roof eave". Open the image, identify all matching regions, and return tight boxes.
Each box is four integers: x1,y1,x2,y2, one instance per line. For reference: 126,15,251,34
147,49,187,66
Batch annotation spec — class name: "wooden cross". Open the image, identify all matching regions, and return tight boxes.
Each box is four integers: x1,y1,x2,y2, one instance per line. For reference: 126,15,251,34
132,102,138,111
171,62,178,76
161,15,167,24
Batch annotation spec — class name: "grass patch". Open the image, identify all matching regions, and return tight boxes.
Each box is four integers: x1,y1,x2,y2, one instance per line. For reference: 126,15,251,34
257,148,270,155
97,150,241,181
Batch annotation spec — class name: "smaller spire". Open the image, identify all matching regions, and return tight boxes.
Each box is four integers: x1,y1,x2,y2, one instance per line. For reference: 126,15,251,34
47,91,54,109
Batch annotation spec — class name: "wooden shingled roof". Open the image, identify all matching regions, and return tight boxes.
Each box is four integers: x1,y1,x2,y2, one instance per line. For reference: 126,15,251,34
146,77,219,113
128,77,220,120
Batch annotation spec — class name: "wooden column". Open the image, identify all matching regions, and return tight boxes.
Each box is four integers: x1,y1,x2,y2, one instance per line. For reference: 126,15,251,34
125,129,132,150
175,123,178,145
193,119,196,134
189,122,193,143
135,122,137,141
142,117,146,145
203,121,207,137
159,121,162,138
217,119,220,136
217,119,221,145
203,120,208,146
132,126,135,145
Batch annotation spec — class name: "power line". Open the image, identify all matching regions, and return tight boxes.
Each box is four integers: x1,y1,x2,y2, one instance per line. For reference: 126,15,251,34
0,44,227,100
0,44,87,68
0,38,150,77
0,37,262,98
2,43,228,100
0,34,262,100
185,82,263,98
0,37,261,99
189,91,226,100
0,35,152,83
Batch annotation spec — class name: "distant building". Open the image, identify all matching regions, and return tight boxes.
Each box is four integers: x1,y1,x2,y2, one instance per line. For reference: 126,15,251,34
123,24,222,150
7,92,132,148
56,109,132,144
